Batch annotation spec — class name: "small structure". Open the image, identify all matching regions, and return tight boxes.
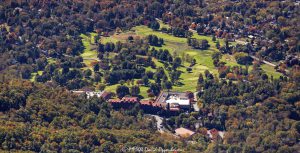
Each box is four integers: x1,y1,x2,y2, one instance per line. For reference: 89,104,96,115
248,35,254,39
71,90,86,96
190,22,197,29
207,128,225,141
175,127,195,138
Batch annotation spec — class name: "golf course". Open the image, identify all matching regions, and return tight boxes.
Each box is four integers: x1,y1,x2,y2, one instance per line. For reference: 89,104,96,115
78,23,282,98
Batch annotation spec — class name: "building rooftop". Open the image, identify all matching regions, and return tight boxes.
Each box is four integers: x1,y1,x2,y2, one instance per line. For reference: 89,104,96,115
156,91,191,106
108,98,121,103
170,107,180,111
108,97,139,103
71,90,108,99
166,95,190,106
140,100,167,109
156,92,169,103
86,91,105,99
121,97,139,103
175,127,195,137
207,128,225,140
140,100,153,106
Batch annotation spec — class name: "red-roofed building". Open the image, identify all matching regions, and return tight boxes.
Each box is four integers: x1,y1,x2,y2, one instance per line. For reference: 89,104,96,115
190,22,197,29
108,98,121,103
122,97,139,103
170,107,180,111
108,93,185,114
140,100,153,106
108,97,140,109
140,100,168,113
207,128,223,141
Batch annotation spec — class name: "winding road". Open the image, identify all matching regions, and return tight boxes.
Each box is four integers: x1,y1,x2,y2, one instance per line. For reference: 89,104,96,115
151,115,165,133
249,55,276,67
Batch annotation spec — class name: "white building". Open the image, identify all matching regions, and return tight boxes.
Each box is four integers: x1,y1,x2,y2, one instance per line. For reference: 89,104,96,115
86,91,105,99
156,91,192,109
166,95,190,108
71,90,106,99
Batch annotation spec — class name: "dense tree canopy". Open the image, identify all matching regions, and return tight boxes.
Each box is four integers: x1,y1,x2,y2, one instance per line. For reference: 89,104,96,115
0,0,299,152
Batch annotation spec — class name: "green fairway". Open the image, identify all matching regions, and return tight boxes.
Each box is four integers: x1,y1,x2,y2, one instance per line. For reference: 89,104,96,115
101,36,120,44
221,54,239,67
134,26,187,43
80,33,97,58
261,64,282,79
80,33,99,67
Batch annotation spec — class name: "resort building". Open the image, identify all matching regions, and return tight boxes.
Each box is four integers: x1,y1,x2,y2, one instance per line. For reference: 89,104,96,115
107,91,194,115
155,91,193,110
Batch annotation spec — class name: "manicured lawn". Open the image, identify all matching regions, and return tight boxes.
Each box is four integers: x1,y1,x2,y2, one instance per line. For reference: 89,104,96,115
101,31,136,43
221,54,281,78
261,64,282,79
80,33,99,67
101,36,120,44
192,34,223,49
157,19,170,29
171,49,218,92
80,33,98,58
134,26,187,43
104,81,149,98
221,54,238,67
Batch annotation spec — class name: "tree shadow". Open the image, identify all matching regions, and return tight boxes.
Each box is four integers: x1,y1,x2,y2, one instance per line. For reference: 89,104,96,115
175,82,185,87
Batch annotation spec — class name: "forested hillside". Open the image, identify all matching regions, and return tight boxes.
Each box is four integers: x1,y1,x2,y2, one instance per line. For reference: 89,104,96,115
0,0,299,152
